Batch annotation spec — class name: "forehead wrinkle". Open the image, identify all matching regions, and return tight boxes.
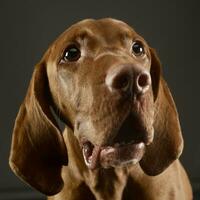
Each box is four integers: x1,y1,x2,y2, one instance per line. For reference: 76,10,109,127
61,20,137,45
69,28,96,43
98,26,135,46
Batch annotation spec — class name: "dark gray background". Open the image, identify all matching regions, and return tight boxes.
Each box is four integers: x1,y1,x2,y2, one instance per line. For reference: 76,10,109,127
0,0,200,199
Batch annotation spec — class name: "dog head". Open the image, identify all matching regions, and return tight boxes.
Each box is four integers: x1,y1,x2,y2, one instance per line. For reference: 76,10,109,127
9,18,183,195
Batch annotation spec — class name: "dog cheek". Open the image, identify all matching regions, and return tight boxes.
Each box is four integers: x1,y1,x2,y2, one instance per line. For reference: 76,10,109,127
58,69,73,92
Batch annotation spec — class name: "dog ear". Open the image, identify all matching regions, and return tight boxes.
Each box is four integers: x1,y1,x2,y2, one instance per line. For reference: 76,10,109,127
149,48,161,101
140,48,183,175
9,57,68,195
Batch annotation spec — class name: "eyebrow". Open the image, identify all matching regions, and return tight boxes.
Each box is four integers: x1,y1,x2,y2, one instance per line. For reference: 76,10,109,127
71,29,95,41
121,26,136,38
120,31,133,40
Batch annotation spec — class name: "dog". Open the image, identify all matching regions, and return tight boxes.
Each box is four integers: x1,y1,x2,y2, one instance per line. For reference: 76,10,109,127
9,18,193,200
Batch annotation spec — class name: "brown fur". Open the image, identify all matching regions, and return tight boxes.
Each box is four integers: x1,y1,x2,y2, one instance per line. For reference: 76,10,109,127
9,18,192,200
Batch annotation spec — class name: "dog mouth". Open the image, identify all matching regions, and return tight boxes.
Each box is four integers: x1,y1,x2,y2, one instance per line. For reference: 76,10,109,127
79,112,152,170
81,139,145,169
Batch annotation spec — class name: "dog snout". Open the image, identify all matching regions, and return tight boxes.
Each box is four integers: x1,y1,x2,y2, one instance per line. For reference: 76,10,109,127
105,64,151,95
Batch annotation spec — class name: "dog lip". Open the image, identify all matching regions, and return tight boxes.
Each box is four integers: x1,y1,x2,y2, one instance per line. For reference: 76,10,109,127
82,141,101,169
81,139,145,170
99,141,145,168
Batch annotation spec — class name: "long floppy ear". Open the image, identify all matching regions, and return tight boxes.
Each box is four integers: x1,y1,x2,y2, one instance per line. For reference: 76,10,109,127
140,48,183,175
9,58,68,195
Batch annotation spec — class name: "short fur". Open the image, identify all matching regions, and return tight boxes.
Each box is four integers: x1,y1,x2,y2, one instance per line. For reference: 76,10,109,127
9,18,192,200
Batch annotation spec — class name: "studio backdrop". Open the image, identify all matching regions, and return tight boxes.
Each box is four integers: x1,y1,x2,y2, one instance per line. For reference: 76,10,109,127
0,0,200,199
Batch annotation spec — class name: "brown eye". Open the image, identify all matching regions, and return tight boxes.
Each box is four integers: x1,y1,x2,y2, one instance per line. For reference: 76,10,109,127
132,41,145,56
63,45,81,62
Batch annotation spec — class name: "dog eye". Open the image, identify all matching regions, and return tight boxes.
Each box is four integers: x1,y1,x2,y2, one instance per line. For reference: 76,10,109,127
63,45,81,62
132,41,145,56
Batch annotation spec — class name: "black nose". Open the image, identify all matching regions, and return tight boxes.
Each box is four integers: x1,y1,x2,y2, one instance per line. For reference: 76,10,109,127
105,64,151,95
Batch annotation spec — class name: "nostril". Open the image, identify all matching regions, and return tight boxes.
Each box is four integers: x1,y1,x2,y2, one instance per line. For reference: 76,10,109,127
136,72,151,93
106,66,133,93
138,73,149,87
113,73,131,91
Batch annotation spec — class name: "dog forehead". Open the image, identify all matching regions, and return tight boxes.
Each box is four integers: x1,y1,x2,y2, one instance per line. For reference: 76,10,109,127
59,18,137,42
47,18,141,62
76,18,135,32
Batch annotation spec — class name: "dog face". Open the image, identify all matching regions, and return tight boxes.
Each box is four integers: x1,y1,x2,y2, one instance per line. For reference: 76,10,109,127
47,19,155,169
9,18,183,195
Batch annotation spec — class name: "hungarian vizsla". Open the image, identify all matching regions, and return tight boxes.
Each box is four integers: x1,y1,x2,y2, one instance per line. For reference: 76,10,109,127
9,18,193,200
